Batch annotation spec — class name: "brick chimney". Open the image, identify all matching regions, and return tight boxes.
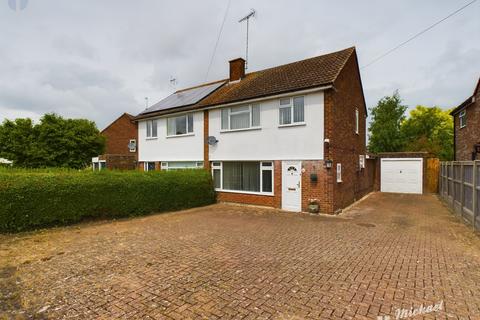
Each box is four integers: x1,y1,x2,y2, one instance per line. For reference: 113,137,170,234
229,58,245,81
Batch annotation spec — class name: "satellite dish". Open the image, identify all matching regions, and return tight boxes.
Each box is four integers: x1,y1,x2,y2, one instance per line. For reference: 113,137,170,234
207,136,218,145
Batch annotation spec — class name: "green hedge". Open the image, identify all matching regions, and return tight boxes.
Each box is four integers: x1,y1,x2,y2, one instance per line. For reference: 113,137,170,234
0,168,215,232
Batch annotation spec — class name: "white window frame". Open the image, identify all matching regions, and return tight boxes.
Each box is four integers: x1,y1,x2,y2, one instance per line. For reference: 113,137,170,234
278,96,305,127
211,161,274,196
160,161,204,170
221,104,261,132
92,160,106,171
129,139,137,153
146,119,158,139
459,110,467,128
355,108,359,134
144,162,156,171
167,113,194,137
336,163,342,183
359,155,365,169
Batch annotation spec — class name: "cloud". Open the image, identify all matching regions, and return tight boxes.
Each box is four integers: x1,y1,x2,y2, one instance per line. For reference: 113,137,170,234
52,35,97,60
0,0,478,129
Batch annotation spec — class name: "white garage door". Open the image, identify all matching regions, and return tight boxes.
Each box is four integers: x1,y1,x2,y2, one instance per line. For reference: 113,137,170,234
381,158,423,194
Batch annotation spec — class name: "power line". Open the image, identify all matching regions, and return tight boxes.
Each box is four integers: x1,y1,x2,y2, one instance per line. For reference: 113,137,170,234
205,0,232,81
361,0,478,69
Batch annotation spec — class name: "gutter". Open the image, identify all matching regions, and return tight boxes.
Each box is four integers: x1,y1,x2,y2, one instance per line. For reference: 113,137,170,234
133,85,333,121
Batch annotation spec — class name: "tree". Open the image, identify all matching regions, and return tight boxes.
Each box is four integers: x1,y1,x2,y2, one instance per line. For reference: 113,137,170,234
401,106,453,160
0,118,36,167
368,92,407,153
0,113,105,168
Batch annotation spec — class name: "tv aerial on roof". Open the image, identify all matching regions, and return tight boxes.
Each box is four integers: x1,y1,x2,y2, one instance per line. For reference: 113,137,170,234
170,76,178,90
238,9,256,70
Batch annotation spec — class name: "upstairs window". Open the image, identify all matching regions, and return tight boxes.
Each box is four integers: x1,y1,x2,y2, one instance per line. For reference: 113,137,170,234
167,113,194,136
459,110,467,128
146,120,158,138
221,104,260,131
279,96,304,125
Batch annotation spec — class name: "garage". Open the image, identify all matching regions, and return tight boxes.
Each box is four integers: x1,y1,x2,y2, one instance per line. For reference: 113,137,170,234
381,158,423,194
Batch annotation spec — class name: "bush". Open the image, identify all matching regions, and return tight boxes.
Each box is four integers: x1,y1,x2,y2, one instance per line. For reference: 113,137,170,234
0,168,215,232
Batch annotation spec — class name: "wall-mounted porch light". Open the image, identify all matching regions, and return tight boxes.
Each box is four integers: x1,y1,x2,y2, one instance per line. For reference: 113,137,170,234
325,159,333,169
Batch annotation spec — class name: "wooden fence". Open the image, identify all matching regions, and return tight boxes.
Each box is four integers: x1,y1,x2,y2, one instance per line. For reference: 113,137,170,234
439,161,480,231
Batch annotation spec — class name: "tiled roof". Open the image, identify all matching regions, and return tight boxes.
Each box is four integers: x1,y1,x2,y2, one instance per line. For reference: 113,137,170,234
197,47,354,108
134,47,355,119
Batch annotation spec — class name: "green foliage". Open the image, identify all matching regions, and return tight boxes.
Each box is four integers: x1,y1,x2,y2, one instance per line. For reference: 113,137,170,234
0,113,105,169
0,169,215,233
368,92,407,153
401,106,454,161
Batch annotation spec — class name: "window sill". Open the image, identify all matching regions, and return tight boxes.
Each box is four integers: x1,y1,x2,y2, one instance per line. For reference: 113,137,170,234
220,127,262,133
145,137,158,140
166,133,195,138
215,188,274,197
460,125,466,129
278,122,306,128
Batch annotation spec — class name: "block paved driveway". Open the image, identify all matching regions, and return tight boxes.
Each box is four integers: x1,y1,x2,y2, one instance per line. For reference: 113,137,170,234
2,193,480,319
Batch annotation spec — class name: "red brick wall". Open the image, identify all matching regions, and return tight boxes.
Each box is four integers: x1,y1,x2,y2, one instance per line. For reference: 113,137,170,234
326,50,369,212
101,154,136,170
102,113,138,158
301,161,332,214
453,97,480,161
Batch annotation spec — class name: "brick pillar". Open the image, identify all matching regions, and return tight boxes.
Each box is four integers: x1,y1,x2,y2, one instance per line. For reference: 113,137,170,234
203,110,210,171
323,90,335,214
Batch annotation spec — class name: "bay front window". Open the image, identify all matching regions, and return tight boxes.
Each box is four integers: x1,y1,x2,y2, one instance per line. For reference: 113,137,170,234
212,161,273,195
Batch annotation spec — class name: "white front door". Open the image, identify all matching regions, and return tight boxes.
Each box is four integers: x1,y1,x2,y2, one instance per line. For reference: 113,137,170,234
282,161,302,212
381,158,423,194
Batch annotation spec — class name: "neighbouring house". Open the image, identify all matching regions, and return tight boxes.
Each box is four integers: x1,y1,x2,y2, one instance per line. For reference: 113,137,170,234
134,47,374,214
92,113,138,170
450,77,480,161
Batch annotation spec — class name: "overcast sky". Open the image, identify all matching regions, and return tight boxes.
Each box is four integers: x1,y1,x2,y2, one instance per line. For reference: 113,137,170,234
1,0,479,129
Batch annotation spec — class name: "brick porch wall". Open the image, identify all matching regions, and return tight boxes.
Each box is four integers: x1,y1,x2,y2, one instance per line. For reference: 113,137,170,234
215,160,336,214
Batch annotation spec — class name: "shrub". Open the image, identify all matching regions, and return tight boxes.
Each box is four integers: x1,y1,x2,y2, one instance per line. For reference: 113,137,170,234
0,168,215,232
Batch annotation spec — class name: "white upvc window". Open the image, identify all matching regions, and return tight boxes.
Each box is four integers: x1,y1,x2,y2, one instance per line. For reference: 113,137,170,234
144,162,156,171
128,139,137,153
221,104,260,131
279,96,305,126
167,113,194,136
92,160,106,171
355,108,359,134
336,163,342,183
212,161,273,195
459,110,467,128
160,161,204,170
146,120,158,138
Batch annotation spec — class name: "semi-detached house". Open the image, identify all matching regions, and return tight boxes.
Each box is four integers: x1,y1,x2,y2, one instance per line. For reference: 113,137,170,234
134,47,374,214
